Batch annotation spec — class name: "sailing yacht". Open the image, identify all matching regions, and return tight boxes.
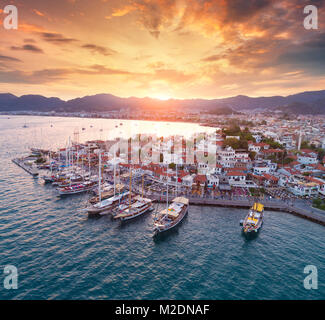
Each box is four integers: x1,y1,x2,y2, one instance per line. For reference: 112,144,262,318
87,191,130,216
153,164,189,236
114,195,153,221
153,197,189,235
89,183,124,204
114,168,153,221
87,155,128,216
58,180,99,195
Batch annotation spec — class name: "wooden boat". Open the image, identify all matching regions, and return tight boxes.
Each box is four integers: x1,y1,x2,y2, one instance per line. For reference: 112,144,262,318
241,202,264,236
89,184,124,204
58,181,98,196
87,191,130,216
114,196,153,221
153,197,189,235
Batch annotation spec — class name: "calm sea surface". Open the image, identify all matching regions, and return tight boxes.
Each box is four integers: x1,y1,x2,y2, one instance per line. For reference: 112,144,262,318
0,116,324,300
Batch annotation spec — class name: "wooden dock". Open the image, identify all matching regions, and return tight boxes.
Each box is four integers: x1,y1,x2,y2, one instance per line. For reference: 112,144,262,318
12,158,39,177
150,195,325,227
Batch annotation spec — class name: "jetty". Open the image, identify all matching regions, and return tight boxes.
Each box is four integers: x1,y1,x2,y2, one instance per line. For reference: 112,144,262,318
12,158,39,177
150,195,325,227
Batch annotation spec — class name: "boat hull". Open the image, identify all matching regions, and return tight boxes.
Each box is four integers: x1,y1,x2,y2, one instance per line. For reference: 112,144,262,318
87,205,114,217
119,205,153,221
58,187,95,196
153,206,188,236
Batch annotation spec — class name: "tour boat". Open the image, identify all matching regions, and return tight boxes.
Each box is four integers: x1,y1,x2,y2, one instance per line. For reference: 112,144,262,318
89,183,125,204
56,175,85,187
153,197,189,236
58,181,98,196
87,191,130,216
241,202,264,236
114,196,153,221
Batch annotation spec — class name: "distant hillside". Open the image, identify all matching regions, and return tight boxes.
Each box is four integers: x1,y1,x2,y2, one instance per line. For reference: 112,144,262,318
0,94,65,111
1,89,325,114
277,98,325,115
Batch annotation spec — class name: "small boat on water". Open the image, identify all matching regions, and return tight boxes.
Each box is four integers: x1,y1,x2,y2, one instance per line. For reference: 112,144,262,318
114,196,153,221
58,181,99,196
153,197,189,236
42,174,56,183
87,191,130,216
89,183,124,204
241,202,264,236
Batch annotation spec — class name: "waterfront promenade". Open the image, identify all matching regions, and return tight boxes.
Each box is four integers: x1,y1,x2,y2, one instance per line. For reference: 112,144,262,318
143,190,325,226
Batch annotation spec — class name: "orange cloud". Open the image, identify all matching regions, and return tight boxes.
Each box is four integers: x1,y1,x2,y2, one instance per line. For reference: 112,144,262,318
33,9,45,17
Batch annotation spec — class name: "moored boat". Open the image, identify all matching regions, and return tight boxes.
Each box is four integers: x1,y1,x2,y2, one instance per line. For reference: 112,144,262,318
241,202,264,236
114,196,153,221
87,191,130,216
89,183,124,204
153,197,189,236
58,181,99,196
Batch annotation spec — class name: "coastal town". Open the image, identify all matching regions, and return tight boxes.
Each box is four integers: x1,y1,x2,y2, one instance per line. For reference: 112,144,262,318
12,113,325,227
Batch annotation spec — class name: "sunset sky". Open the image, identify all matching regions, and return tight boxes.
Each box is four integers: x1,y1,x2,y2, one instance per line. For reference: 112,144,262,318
0,0,324,100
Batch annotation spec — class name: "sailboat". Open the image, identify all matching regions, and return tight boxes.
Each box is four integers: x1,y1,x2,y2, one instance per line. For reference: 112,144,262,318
42,150,55,183
114,170,153,221
58,140,100,196
153,164,189,236
87,156,128,216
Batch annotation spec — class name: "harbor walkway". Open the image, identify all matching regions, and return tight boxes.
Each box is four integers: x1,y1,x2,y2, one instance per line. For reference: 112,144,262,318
147,193,325,226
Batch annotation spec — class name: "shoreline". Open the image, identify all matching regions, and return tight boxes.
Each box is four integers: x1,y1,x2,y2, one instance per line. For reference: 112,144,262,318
0,112,217,127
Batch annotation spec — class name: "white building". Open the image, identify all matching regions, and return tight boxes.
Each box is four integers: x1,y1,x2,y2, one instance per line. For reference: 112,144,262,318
289,183,319,197
206,174,219,188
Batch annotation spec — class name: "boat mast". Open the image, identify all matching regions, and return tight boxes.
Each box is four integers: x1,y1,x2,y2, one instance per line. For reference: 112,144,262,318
166,163,169,213
113,144,116,197
176,163,178,196
129,165,132,209
142,172,144,198
49,151,52,175
98,151,102,203
68,137,72,187
81,155,84,181
88,145,91,177
65,142,68,169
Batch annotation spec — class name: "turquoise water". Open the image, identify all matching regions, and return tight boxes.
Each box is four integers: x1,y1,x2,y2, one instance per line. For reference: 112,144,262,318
0,116,324,300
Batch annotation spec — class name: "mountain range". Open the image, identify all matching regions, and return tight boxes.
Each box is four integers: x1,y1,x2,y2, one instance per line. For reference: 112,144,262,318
1,90,325,115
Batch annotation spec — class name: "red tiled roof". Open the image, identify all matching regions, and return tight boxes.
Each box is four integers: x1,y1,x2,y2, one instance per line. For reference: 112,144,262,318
194,174,207,183
301,149,316,154
316,164,325,171
226,171,247,177
305,176,324,185
262,173,279,182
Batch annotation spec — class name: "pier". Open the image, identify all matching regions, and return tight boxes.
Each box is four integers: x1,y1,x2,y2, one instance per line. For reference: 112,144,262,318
12,158,39,177
150,195,325,226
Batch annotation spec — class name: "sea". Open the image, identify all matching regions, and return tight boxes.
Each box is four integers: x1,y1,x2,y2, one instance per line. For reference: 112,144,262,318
0,115,324,300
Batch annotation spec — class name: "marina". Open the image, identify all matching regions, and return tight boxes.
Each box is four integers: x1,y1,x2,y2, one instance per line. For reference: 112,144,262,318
2,0,325,304
1,116,325,300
